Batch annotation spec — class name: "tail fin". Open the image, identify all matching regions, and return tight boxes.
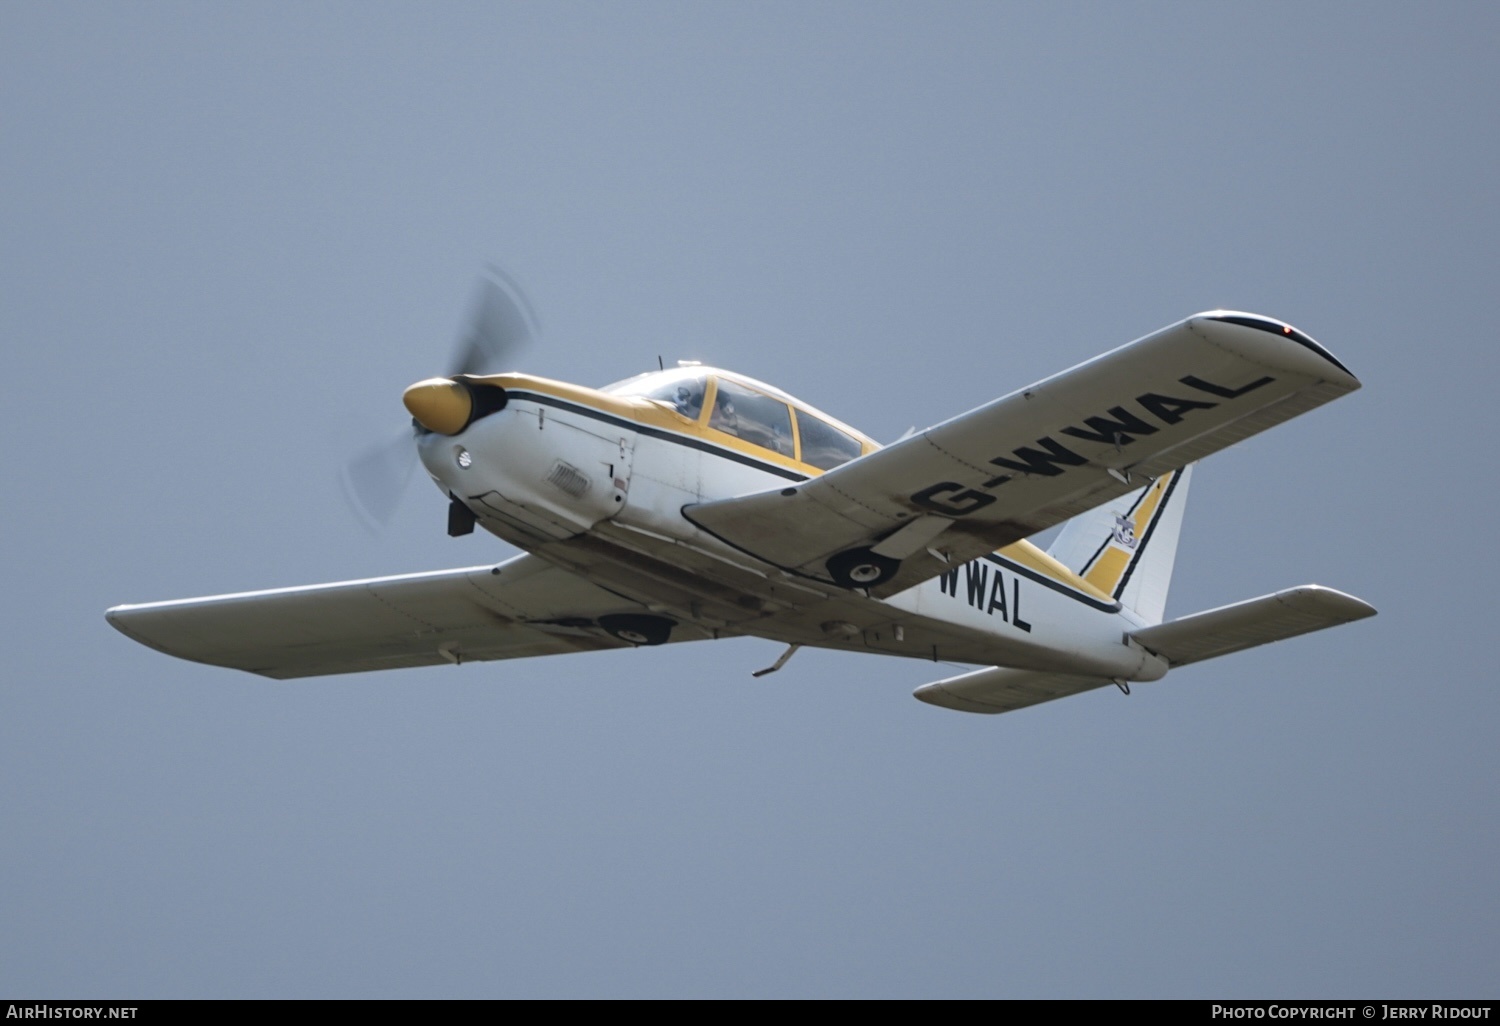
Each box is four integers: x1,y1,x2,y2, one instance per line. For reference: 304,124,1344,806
1046,465,1192,625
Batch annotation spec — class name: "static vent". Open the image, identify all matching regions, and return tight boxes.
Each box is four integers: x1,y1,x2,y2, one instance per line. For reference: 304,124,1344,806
546,461,591,498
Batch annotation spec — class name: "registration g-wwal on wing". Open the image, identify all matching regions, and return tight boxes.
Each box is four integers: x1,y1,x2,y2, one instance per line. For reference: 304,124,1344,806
108,279,1374,716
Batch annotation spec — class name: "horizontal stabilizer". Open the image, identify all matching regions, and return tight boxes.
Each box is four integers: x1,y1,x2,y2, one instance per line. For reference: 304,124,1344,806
1129,585,1375,667
913,666,1111,715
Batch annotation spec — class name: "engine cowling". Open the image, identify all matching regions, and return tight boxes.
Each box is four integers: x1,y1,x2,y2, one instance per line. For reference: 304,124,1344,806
403,377,509,435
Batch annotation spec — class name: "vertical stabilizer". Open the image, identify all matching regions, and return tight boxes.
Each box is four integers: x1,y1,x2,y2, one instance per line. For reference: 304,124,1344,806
1046,465,1192,625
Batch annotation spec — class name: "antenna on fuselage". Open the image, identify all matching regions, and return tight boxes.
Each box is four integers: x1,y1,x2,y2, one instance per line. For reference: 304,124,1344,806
657,355,664,370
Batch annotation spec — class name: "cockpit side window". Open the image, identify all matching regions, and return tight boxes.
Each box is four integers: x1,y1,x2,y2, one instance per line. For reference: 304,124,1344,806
795,410,863,470
709,378,794,456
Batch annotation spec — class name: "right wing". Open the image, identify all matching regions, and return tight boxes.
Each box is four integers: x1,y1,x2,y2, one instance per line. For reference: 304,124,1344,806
106,554,700,679
685,312,1360,597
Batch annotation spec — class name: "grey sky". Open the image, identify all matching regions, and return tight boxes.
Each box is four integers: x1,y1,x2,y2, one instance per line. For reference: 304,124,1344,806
3,1,1496,997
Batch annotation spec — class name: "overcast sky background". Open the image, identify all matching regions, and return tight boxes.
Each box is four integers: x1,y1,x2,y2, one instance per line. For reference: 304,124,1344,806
3,1,1497,998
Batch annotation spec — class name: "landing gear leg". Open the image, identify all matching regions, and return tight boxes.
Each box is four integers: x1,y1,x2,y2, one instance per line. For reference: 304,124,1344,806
448,495,476,537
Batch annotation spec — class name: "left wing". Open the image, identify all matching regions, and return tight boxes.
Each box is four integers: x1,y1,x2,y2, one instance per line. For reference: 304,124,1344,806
106,555,700,679
685,312,1360,596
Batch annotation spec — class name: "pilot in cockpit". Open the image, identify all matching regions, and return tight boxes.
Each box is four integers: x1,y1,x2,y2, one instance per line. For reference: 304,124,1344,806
711,388,737,433
672,384,704,419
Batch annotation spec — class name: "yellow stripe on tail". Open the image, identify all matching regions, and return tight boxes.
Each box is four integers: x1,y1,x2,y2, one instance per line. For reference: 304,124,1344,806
1081,471,1176,597
1047,465,1192,624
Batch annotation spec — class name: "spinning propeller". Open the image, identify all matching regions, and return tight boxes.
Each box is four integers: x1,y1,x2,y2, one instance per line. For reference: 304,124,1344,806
341,266,538,530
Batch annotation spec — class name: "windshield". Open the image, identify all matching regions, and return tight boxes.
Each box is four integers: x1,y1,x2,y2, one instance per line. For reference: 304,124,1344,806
604,368,710,417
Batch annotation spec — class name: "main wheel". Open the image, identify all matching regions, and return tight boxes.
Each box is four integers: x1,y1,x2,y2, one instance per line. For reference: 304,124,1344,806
826,547,900,589
598,613,675,646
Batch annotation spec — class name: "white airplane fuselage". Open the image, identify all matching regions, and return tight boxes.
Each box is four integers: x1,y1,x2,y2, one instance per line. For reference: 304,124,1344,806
416,371,1168,683
107,311,1373,714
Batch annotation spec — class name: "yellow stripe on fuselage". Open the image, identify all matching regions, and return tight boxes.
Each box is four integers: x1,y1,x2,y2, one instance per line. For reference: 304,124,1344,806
468,372,877,476
999,542,1118,605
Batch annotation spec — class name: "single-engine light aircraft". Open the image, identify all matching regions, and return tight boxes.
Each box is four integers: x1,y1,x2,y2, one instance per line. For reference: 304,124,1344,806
108,278,1374,715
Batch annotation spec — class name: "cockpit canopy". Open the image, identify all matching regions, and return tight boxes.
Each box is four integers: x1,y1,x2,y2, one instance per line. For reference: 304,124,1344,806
604,368,872,471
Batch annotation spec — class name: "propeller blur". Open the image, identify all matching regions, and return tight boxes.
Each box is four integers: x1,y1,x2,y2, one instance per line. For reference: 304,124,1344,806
341,267,536,529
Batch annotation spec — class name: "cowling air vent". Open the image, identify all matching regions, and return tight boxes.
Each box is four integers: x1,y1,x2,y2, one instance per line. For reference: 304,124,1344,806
546,461,591,498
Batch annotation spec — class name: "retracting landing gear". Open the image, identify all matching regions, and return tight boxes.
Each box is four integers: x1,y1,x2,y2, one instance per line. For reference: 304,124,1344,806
825,547,900,589
599,614,675,646
448,495,476,537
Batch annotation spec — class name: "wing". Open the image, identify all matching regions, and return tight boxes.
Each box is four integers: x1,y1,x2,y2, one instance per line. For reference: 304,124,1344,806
106,554,701,679
684,312,1360,596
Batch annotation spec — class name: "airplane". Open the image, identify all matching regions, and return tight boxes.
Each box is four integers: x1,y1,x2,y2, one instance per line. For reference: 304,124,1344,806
106,276,1375,715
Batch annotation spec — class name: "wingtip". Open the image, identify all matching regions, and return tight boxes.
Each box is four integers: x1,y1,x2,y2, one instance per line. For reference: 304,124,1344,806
1278,584,1378,621
1190,311,1360,388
